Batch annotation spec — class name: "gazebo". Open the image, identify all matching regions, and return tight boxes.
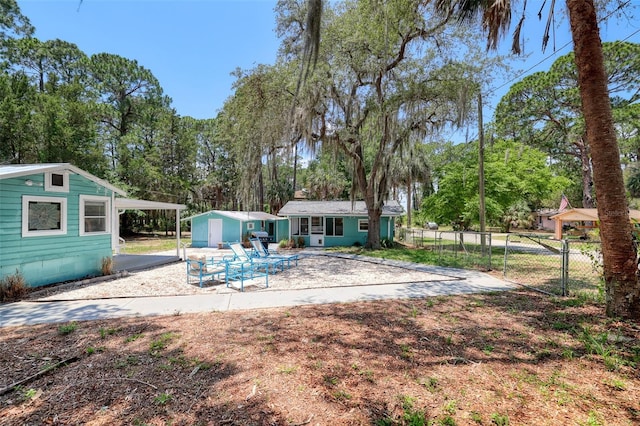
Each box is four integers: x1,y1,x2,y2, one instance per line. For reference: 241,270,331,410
550,208,640,239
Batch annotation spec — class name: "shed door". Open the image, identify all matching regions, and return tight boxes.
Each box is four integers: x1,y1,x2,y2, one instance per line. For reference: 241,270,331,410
208,219,223,247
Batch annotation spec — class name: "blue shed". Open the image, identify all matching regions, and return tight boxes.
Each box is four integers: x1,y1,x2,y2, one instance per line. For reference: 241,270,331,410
277,200,404,247
0,164,186,287
185,210,286,248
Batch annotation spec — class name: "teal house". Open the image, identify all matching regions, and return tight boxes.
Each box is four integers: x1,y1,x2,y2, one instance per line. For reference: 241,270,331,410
185,210,286,248
277,200,404,247
0,164,185,287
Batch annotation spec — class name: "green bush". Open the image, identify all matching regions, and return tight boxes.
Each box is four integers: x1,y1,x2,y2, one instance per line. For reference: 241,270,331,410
0,270,28,302
380,238,395,248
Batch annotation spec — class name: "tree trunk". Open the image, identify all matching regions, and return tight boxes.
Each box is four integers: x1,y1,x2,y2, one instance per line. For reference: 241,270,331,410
577,136,594,208
366,201,382,249
567,0,640,318
406,172,413,228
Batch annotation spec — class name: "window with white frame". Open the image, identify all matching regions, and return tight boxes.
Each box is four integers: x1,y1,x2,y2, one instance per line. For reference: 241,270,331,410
247,222,255,230
291,217,309,235
358,219,369,232
325,217,344,236
22,196,67,237
44,171,69,192
80,195,110,235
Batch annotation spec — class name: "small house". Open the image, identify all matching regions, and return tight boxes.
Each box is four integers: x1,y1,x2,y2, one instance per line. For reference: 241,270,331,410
277,200,404,247
185,210,286,248
533,209,559,231
0,164,185,287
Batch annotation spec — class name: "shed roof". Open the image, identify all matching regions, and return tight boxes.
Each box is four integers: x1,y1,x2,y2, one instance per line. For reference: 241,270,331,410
278,200,404,216
183,210,283,222
550,208,640,222
0,163,126,196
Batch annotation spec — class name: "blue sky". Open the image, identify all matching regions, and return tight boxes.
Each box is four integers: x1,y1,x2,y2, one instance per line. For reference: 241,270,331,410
18,0,282,119
17,0,640,124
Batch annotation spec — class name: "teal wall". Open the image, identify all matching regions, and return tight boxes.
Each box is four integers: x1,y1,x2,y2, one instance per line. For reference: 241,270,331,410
190,211,281,248
276,220,289,243
281,215,396,247
0,173,115,288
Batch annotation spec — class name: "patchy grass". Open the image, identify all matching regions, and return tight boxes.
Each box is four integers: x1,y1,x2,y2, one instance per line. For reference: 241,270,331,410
1,291,638,425
120,235,191,254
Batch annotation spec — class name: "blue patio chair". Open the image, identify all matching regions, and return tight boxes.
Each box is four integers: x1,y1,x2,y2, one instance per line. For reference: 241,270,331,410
223,258,268,292
186,256,226,288
249,238,299,268
228,242,284,274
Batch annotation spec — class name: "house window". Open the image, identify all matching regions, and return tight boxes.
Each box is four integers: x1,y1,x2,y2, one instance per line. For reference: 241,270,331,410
358,219,369,232
22,196,67,237
291,217,309,235
247,222,255,230
325,217,344,236
80,195,110,235
44,172,69,193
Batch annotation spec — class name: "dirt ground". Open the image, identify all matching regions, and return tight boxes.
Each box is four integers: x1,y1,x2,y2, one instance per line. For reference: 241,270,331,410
1,290,639,425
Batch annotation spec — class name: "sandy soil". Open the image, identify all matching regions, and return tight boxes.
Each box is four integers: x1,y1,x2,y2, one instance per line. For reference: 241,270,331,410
26,251,456,301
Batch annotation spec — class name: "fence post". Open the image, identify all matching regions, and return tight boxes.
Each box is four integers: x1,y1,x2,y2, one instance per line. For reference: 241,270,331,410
488,232,492,270
561,239,569,297
503,234,510,278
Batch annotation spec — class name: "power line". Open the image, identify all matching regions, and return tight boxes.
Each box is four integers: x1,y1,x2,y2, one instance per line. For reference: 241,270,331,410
486,1,639,100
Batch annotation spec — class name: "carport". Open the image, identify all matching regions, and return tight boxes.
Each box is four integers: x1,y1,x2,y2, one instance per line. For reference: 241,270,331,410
112,198,187,271
550,208,640,239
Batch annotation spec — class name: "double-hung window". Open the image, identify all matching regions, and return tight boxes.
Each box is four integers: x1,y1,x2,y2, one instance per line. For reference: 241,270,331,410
291,217,309,235
358,219,369,232
80,195,110,235
325,217,344,236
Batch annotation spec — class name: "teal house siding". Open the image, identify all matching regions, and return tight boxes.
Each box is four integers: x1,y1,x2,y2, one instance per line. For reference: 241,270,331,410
276,220,289,243
278,201,403,248
0,164,126,288
185,210,284,248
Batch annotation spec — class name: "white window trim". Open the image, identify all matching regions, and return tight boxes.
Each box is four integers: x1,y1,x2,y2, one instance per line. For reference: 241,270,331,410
358,219,369,232
246,222,255,230
79,195,111,236
22,195,67,237
44,171,69,193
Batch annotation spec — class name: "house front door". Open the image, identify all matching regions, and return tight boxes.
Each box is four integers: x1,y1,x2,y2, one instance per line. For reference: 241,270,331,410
310,216,324,247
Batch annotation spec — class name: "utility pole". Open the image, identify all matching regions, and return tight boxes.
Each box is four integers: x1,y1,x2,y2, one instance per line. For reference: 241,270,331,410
478,92,487,254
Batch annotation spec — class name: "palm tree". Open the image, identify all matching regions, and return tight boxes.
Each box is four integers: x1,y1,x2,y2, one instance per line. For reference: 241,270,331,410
437,0,640,319
434,0,638,318
301,0,638,318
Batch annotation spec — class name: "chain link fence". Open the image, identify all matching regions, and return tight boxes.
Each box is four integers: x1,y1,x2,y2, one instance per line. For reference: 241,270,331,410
397,228,603,297
397,228,497,270
503,234,602,296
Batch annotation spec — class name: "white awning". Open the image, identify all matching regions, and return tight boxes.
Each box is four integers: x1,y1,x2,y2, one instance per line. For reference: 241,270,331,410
115,198,186,211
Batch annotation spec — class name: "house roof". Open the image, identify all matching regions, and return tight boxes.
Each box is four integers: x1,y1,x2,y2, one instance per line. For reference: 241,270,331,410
0,163,127,196
550,208,640,222
183,210,283,222
278,200,404,217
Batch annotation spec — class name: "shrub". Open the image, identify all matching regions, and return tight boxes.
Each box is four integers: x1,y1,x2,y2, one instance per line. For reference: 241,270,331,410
0,270,28,302
297,236,305,248
101,257,113,275
278,239,289,248
380,238,395,248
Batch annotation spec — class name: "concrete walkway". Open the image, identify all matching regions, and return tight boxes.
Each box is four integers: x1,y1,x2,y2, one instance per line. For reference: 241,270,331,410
0,254,516,328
